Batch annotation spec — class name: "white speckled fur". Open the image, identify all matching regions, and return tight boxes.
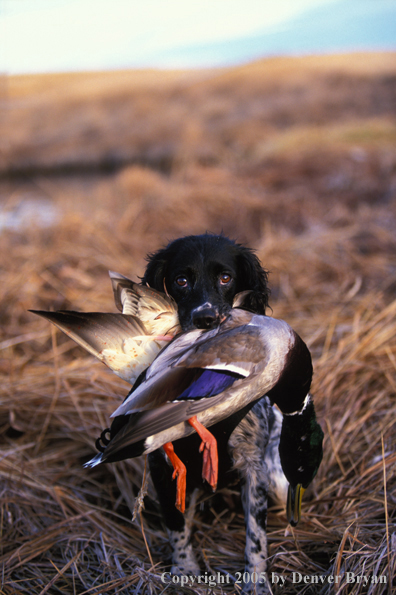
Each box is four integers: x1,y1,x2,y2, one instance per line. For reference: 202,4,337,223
229,398,286,594
264,406,288,506
168,490,200,575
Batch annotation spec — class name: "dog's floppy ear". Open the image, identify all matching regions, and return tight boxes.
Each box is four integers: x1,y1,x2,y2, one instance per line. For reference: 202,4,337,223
235,247,270,315
141,248,169,291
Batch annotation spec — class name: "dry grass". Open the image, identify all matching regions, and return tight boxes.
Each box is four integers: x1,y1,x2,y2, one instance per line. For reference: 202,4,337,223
3,52,396,174
1,53,396,594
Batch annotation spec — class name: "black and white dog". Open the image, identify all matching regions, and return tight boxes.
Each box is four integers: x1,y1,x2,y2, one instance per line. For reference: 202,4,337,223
142,233,287,591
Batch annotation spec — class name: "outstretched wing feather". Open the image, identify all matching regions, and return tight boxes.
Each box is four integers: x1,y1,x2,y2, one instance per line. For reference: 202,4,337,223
29,310,162,383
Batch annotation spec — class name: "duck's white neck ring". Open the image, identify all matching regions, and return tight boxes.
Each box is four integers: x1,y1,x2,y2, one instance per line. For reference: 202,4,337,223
282,393,311,416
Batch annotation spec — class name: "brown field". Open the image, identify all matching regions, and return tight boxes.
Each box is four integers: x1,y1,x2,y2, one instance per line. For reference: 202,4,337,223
1,52,395,594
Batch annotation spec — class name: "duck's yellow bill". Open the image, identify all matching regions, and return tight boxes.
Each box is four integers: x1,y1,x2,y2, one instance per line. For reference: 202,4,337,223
287,484,306,526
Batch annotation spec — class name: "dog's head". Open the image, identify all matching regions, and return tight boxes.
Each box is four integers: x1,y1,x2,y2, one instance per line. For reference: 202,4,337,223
142,234,269,331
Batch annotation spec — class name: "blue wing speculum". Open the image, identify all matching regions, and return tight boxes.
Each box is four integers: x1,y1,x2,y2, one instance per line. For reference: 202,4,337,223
177,369,242,401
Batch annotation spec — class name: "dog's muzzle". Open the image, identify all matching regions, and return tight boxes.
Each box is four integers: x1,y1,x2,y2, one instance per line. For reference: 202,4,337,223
191,305,221,330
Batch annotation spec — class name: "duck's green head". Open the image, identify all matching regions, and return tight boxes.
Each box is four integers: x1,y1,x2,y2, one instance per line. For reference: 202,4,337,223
279,396,324,526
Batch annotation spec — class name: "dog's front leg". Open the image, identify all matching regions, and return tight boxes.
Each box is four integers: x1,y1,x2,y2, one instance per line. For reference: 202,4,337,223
241,469,270,594
229,401,272,594
148,449,200,575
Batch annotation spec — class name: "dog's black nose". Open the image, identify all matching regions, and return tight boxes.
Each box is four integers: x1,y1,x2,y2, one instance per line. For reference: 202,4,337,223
192,307,220,330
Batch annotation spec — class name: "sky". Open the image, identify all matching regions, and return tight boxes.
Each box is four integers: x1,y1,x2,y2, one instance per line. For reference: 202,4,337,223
1,0,394,74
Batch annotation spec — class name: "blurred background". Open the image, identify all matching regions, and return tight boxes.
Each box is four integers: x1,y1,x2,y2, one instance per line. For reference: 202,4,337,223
1,2,396,594
2,0,396,73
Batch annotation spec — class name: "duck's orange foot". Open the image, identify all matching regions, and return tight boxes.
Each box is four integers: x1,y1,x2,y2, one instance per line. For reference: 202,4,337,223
163,442,186,513
188,416,218,491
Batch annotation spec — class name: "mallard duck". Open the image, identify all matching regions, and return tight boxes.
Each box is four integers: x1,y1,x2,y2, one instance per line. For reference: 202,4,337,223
31,275,323,521
84,308,323,519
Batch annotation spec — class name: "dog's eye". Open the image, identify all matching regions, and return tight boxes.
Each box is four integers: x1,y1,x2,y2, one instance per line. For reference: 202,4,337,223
175,276,188,287
220,273,232,285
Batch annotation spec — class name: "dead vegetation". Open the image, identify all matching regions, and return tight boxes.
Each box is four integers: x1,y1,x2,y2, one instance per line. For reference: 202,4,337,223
1,53,395,594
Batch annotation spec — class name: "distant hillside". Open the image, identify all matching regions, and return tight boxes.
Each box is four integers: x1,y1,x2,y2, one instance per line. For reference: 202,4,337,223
3,52,396,176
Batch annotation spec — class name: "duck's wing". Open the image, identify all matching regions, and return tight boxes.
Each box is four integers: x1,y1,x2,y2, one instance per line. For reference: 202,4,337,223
109,271,180,336
30,310,169,384
110,312,265,418
89,365,253,466
88,314,307,466
172,324,263,376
